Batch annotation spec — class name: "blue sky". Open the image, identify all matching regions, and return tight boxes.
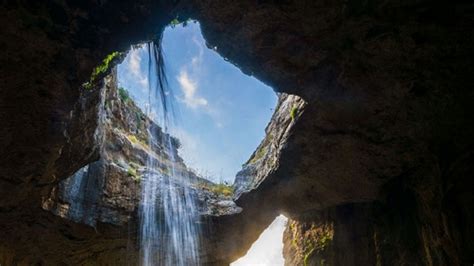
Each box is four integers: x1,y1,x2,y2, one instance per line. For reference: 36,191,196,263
117,22,276,183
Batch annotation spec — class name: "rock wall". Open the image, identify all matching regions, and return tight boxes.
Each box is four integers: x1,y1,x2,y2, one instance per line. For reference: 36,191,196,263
42,69,239,227
1,0,473,265
234,93,306,197
283,155,474,265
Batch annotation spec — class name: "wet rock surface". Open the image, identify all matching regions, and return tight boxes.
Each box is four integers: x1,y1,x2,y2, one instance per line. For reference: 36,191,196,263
42,71,237,226
1,0,473,265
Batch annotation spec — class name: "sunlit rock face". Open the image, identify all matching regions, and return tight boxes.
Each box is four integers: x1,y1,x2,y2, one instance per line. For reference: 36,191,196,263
42,71,239,227
234,93,306,197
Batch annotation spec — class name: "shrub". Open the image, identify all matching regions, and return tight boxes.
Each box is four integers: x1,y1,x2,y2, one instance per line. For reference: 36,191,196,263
118,87,130,102
169,18,181,27
169,17,193,28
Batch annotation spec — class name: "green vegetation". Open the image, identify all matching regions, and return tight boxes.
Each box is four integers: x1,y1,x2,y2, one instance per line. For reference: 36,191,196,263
92,51,120,79
290,105,298,121
118,87,130,102
135,110,143,128
169,17,193,28
127,133,149,149
127,162,142,182
169,18,181,27
289,220,334,266
210,183,234,197
303,246,316,266
83,51,121,89
128,135,139,144
197,181,234,197
248,133,273,165
249,145,267,164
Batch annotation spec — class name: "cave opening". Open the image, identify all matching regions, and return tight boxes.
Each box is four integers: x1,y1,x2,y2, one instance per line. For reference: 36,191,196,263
117,20,278,185
232,215,289,265
39,16,304,265
114,20,289,265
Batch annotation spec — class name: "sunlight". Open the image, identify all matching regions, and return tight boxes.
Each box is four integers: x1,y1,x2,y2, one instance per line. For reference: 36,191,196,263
231,215,288,266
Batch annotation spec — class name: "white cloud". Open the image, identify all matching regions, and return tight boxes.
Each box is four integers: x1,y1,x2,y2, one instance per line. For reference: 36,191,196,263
231,215,288,266
128,47,148,88
173,31,226,129
177,69,208,109
174,34,211,110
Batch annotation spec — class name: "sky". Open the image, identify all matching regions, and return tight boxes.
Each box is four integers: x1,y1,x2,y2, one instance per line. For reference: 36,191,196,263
231,215,288,266
117,22,277,183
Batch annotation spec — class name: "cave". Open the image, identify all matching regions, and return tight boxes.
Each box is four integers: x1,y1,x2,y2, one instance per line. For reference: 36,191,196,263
1,1,473,265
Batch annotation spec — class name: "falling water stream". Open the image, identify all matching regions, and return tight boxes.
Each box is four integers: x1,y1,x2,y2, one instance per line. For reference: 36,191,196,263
138,41,200,266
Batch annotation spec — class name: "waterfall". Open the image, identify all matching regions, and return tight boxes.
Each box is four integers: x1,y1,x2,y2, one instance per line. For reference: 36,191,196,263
139,41,201,266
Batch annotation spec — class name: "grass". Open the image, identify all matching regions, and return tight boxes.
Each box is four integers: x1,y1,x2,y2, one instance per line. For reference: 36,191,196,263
210,183,234,197
197,181,234,197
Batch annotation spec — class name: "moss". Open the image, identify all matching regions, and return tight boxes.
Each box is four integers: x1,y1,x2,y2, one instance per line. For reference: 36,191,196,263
92,52,120,79
83,51,121,90
128,135,139,144
290,105,298,121
129,161,141,169
127,162,141,182
127,167,140,182
290,219,334,265
127,133,149,149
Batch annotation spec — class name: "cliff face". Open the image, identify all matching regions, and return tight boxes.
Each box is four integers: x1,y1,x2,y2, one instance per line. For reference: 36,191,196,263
1,0,473,265
234,93,306,197
42,70,239,227
42,70,147,226
0,69,240,265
